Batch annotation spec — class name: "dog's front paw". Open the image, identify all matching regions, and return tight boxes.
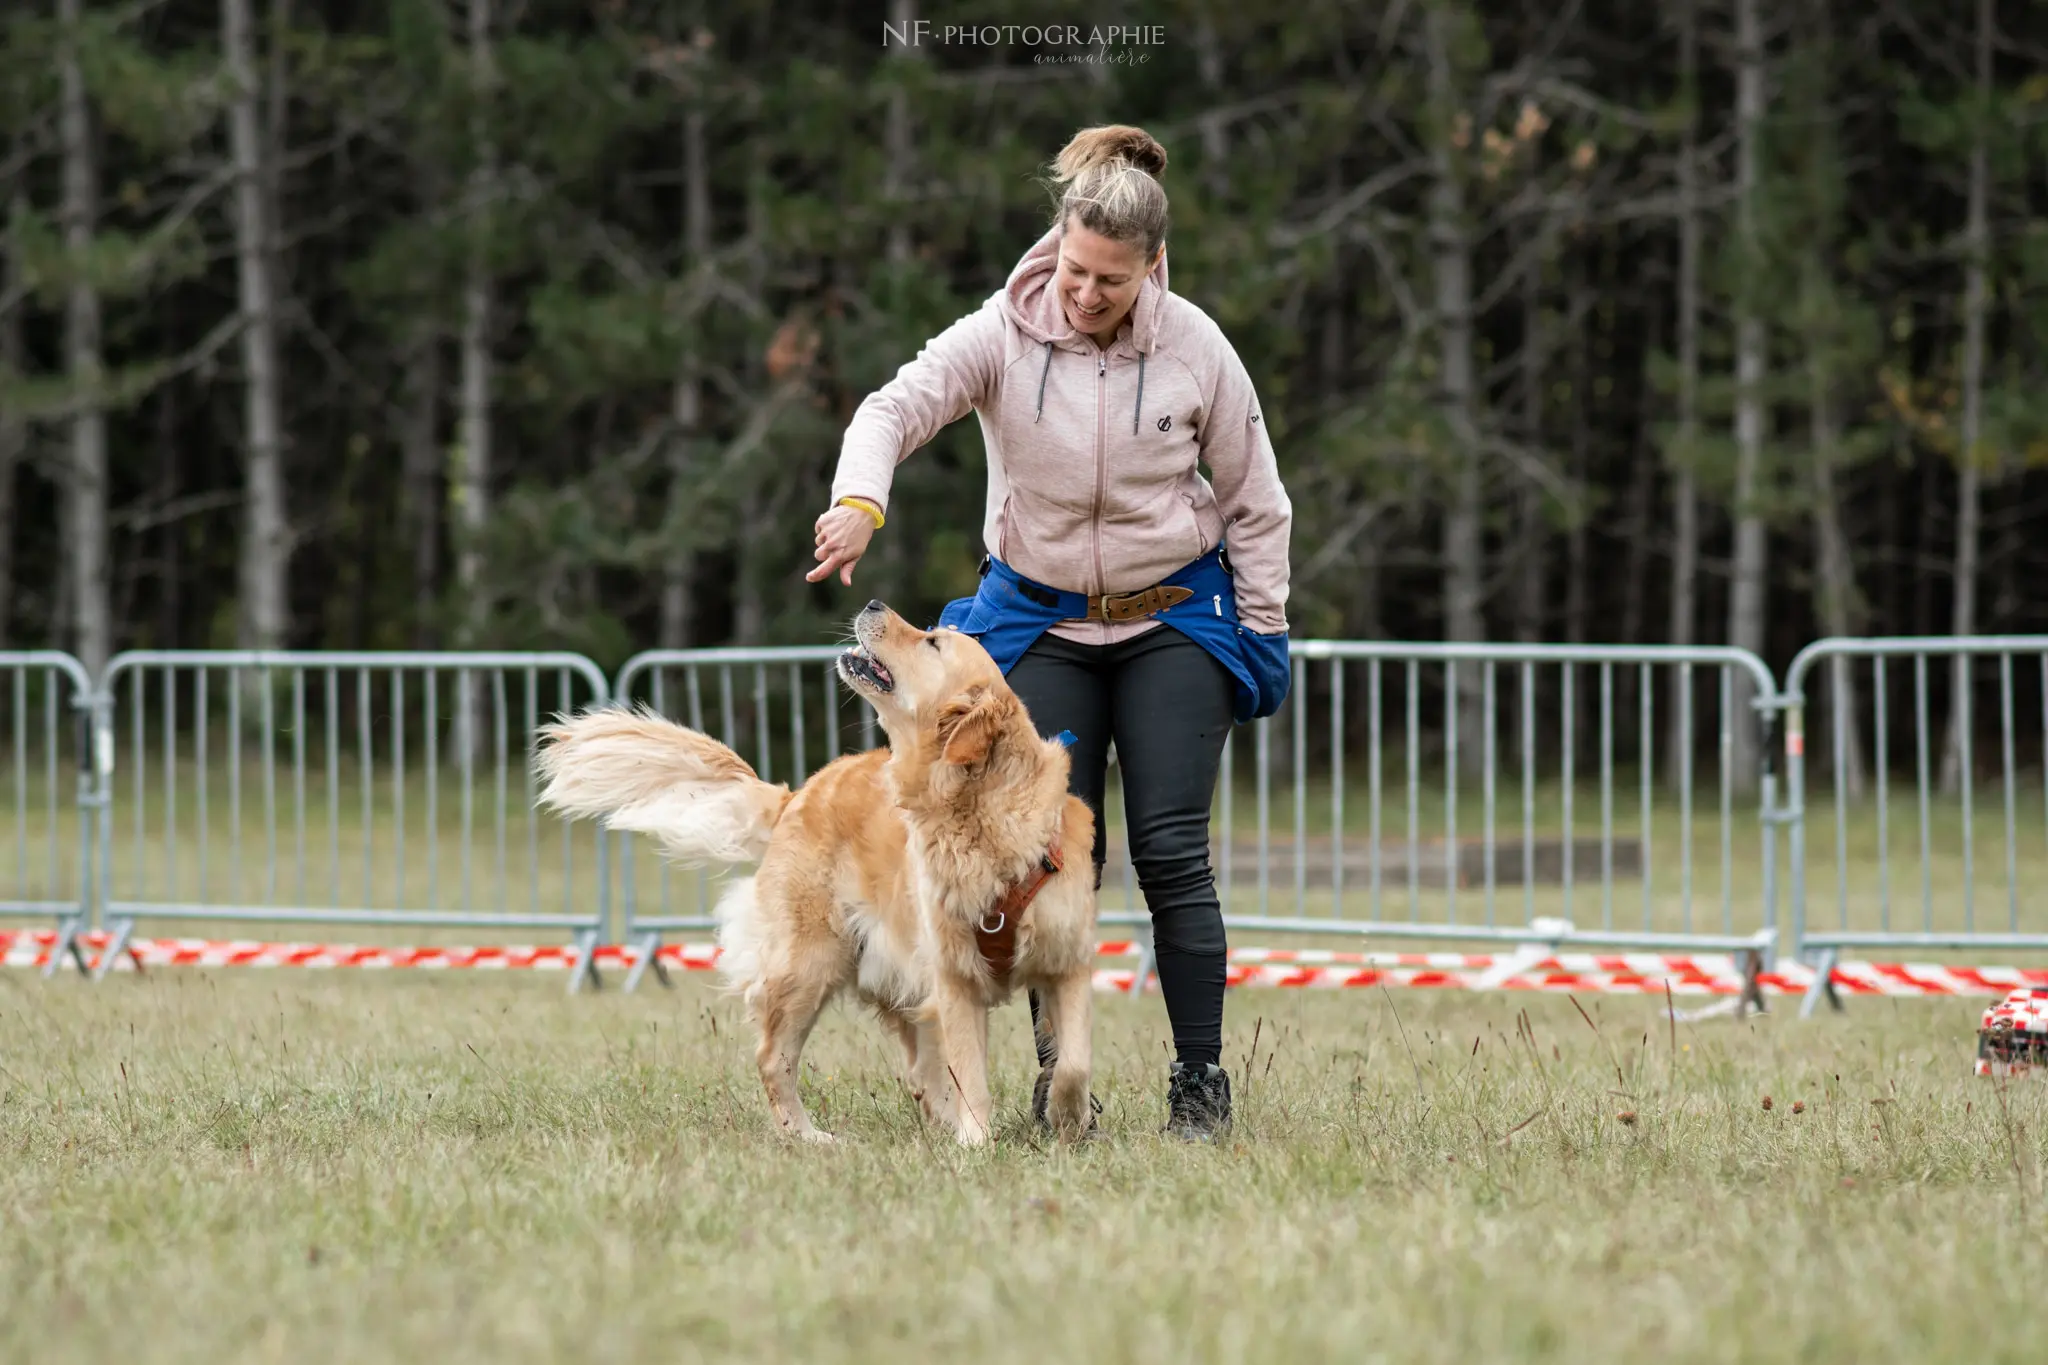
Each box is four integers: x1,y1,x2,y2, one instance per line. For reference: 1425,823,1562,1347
799,1128,840,1145
952,1118,991,1148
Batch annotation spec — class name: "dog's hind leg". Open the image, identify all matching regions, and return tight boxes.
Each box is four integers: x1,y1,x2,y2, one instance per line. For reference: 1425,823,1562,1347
908,1017,956,1129
754,963,842,1143
1035,968,1096,1140
879,1010,920,1085
878,1010,947,1126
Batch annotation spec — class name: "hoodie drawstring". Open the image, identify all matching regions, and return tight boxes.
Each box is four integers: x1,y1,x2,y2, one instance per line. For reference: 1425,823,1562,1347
1034,340,1146,432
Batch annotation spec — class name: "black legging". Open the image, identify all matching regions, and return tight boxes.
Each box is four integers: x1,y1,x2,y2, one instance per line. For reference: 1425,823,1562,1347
1007,625,1234,1068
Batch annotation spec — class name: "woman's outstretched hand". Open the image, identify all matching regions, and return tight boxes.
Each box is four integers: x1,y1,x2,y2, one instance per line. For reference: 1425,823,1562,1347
806,502,877,586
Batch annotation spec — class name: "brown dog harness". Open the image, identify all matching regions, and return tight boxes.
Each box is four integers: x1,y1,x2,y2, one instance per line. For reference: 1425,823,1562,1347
976,842,1066,983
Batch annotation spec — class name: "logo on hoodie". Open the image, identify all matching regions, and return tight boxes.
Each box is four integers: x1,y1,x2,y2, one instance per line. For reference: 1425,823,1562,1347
1156,415,1172,432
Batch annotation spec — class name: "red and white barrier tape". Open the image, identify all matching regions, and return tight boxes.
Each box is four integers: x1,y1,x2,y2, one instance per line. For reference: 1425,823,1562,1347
0,931,724,974
4,929,2040,997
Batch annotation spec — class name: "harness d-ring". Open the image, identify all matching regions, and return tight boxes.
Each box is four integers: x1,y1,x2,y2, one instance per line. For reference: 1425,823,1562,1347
978,910,1006,934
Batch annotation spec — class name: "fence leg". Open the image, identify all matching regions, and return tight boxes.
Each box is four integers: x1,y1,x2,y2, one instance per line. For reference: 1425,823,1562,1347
1127,928,1154,997
90,917,137,982
1798,947,1841,1019
40,914,91,979
623,930,670,994
1473,934,1564,990
567,927,603,994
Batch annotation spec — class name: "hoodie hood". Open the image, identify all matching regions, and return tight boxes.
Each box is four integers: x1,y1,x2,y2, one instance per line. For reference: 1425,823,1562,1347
1001,224,1170,355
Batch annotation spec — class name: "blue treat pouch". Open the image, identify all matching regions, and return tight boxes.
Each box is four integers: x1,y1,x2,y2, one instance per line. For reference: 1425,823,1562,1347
1238,629,1293,721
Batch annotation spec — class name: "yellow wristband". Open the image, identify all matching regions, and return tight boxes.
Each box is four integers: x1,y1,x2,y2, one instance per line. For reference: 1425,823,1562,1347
838,496,885,529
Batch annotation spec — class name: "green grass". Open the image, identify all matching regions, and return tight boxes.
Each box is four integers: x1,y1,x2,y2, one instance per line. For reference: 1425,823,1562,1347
3,968,2044,1362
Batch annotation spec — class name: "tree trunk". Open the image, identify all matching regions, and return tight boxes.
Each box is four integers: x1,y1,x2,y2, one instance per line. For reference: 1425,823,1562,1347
1512,224,1548,647
0,185,24,647
1426,2,1487,776
1725,0,1769,790
1512,227,1548,766
660,103,710,649
264,0,291,296
1620,259,1660,660
61,0,111,678
227,0,288,654
1939,0,1993,795
872,0,918,601
1665,0,1702,791
1801,0,1867,802
455,0,494,642
1563,254,1592,654
1809,357,1867,799
451,0,496,761
400,330,443,649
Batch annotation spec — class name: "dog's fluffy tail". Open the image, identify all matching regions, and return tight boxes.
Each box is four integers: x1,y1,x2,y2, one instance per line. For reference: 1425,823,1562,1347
533,704,793,868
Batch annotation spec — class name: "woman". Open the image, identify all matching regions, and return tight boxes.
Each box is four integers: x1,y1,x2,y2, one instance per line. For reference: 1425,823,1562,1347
805,124,1292,1141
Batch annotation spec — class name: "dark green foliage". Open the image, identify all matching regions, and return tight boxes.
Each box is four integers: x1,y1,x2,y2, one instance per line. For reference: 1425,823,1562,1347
1,0,2045,673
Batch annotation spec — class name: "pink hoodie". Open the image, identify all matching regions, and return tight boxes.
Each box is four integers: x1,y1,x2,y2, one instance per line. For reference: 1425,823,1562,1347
830,226,1293,644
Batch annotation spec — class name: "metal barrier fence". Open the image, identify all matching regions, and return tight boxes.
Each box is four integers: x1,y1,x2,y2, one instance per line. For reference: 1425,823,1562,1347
1260,643,1784,955
12,634,2047,1005
0,652,99,976
1784,636,2048,1015
610,640,1787,990
92,652,614,989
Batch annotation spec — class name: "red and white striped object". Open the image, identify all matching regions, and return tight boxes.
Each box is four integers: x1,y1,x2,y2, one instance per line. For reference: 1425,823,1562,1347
2,929,2038,998
0,931,722,974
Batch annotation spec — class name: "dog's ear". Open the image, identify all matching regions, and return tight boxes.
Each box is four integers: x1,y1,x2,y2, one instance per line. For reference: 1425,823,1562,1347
935,685,1013,767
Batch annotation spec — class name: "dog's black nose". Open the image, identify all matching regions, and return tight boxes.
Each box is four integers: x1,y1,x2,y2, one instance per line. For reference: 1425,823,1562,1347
864,599,885,614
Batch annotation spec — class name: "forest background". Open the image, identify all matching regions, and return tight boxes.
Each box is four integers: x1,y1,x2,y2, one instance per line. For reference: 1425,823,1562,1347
3,0,2046,787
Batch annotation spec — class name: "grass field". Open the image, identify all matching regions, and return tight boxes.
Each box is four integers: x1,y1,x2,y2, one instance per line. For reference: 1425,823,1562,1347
3,966,2042,1363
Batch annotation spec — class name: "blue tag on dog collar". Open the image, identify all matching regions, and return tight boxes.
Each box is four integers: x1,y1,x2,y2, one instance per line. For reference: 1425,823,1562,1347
1054,729,1078,748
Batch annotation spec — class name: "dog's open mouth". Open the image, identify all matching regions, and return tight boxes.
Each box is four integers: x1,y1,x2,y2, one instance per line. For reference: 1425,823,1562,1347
838,646,895,694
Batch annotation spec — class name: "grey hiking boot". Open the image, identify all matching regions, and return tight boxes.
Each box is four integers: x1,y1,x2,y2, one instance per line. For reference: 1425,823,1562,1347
1163,1061,1232,1142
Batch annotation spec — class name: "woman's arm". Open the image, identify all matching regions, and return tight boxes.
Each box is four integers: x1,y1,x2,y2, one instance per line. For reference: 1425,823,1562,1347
829,296,1007,519
1198,343,1293,635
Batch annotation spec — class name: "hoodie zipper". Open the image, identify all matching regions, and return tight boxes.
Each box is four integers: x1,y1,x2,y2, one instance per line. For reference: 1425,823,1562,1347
1092,350,1108,603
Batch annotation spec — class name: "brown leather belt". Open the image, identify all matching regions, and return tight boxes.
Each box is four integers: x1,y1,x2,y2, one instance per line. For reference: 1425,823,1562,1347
981,557,1199,625
1081,584,1195,623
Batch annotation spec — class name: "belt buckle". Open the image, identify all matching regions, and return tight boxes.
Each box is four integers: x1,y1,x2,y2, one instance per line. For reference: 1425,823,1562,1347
1097,589,1147,622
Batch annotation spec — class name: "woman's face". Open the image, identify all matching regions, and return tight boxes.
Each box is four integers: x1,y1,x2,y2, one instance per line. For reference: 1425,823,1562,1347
1056,220,1160,345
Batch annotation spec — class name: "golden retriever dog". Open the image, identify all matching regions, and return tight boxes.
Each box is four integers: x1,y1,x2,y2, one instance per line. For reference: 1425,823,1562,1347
532,601,1098,1146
